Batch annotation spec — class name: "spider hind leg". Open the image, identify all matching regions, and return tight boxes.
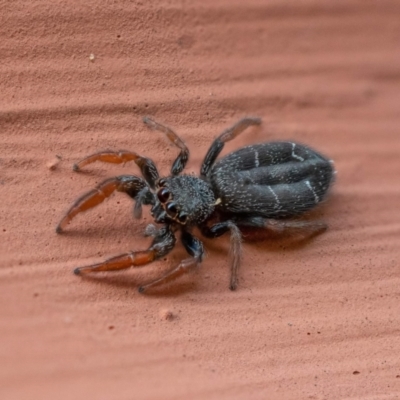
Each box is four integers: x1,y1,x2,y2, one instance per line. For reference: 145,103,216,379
200,117,261,178
200,220,242,291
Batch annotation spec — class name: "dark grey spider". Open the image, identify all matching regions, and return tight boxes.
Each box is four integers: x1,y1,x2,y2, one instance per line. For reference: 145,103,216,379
56,116,334,292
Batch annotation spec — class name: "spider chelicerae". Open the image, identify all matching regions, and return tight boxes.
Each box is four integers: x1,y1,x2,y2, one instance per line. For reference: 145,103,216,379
56,116,334,292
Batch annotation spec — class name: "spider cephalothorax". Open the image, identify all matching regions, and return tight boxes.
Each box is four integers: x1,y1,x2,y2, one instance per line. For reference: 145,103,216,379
153,175,216,226
57,116,334,292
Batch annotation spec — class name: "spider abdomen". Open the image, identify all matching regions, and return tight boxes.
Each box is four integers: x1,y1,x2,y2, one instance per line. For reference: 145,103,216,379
210,142,334,218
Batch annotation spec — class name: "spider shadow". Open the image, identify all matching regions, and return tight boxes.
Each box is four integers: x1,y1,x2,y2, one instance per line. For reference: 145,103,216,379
66,223,327,297
241,202,336,254
57,219,149,239
77,272,198,297
204,212,331,257
244,225,326,251
74,244,200,298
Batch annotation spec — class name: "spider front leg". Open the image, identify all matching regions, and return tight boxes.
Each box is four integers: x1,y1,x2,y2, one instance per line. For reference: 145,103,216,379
74,225,176,275
200,221,242,291
200,117,262,178
138,230,204,293
73,150,159,189
56,175,151,233
143,116,189,175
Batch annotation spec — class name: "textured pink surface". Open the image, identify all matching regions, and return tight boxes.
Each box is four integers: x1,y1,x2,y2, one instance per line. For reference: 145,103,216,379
1,1,400,399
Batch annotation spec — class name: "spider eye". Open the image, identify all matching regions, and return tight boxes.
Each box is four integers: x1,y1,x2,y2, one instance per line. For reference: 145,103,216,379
157,188,170,203
177,213,188,224
158,178,167,187
166,202,178,217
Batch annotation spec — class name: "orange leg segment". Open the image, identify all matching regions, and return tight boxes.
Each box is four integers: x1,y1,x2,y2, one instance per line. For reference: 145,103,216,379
74,226,176,276
74,249,157,275
73,151,140,171
56,175,147,233
73,150,159,188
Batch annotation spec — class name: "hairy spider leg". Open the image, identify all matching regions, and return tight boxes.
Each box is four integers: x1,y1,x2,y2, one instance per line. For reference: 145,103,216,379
200,117,262,178
200,221,242,291
138,230,204,293
73,150,159,189
199,217,326,290
74,226,176,275
56,175,149,233
143,116,189,176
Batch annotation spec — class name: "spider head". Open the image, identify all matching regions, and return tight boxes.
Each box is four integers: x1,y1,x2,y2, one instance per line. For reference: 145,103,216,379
151,175,216,226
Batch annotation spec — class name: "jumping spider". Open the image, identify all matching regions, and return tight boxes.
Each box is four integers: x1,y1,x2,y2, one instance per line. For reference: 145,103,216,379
56,117,334,292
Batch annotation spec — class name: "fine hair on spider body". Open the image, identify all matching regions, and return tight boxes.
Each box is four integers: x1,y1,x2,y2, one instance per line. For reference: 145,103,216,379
56,116,335,293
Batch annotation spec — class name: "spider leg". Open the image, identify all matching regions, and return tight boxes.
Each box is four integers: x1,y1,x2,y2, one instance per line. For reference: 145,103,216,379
73,150,159,189
234,216,327,237
74,226,176,275
138,230,204,293
200,117,262,178
200,221,242,291
56,175,151,233
143,116,189,176
132,186,154,219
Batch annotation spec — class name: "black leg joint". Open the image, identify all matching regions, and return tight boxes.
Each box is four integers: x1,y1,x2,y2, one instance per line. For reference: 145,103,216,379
150,225,177,259
117,175,147,198
181,230,204,262
171,151,189,176
200,221,231,238
138,158,159,189
200,140,224,178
